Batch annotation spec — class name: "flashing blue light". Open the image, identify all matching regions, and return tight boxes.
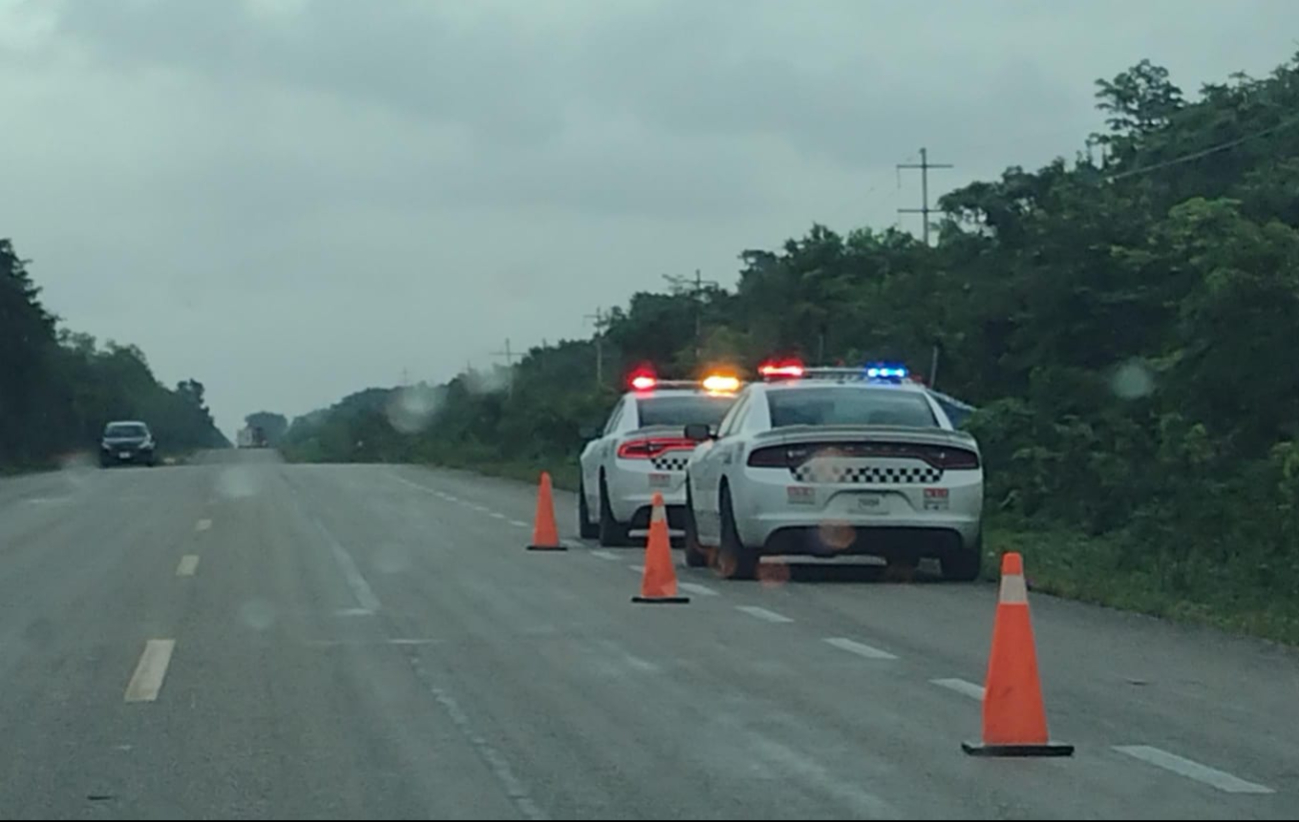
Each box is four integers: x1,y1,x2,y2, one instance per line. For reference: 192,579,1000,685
865,363,909,380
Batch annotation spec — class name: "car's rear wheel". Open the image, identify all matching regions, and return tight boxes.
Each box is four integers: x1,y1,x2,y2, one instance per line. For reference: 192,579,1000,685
598,475,632,547
715,487,758,581
577,479,599,539
683,484,710,568
941,533,983,582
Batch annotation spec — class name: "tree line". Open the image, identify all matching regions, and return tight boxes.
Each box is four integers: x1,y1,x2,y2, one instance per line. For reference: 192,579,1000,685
282,54,1299,634
0,240,227,469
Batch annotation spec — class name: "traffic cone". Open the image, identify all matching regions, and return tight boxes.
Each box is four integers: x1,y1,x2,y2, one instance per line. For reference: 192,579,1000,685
632,493,689,604
526,472,566,552
962,552,1073,757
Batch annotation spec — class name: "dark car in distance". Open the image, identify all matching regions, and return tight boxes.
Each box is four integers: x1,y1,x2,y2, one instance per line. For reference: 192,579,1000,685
100,421,158,468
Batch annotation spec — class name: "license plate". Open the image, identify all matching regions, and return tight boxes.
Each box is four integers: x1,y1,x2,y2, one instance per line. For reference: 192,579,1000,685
923,488,950,511
119,452,132,459
856,493,887,514
787,486,816,506
648,473,672,488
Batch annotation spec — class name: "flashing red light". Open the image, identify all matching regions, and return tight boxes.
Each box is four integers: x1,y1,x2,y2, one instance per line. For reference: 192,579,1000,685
759,361,805,379
630,374,657,391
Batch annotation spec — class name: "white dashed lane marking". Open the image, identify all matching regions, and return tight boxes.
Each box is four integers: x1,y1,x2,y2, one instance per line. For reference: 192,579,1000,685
931,678,985,701
824,637,897,660
176,555,200,577
1114,746,1274,794
736,606,794,624
124,640,176,703
591,551,620,561
508,520,529,529
489,512,507,521
195,519,212,532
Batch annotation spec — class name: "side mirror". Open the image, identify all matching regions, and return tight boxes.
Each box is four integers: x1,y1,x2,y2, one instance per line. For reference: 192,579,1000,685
684,423,713,443
579,426,601,440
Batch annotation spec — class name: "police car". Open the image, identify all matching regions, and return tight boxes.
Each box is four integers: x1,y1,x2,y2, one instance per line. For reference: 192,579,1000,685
578,370,741,546
682,362,984,580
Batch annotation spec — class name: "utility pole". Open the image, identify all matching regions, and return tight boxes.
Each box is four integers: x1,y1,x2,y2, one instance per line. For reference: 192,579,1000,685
400,368,410,387
664,269,719,365
897,147,954,246
584,307,610,386
491,338,519,397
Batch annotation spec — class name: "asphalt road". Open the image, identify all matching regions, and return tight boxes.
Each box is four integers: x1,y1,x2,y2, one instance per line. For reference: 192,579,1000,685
0,450,1295,819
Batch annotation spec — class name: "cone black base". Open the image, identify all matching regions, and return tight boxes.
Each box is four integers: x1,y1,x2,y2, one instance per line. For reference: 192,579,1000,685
962,742,1075,758
632,596,690,604
527,544,568,552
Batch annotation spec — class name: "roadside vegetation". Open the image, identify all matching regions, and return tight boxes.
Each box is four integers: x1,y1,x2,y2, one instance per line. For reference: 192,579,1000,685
0,240,227,470
281,55,1299,643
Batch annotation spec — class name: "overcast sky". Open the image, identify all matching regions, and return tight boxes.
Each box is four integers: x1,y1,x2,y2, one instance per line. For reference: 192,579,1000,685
1,0,1295,436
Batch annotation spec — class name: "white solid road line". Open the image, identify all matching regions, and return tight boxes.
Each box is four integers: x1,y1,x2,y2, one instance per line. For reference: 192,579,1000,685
176,555,200,577
736,605,794,624
824,637,898,660
308,638,443,647
124,640,176,703
591,550,620,561
195,519,212,532
1114,746,1275,794
679,582,720,597
931,678,986,701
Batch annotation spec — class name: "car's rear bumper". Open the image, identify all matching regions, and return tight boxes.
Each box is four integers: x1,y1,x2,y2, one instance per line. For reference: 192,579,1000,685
732,467,983,554
607,462,688,522
760,524,973,559
102,450,154,464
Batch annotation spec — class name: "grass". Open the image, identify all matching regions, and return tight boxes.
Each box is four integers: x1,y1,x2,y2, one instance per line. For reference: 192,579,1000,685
985,518,1299,646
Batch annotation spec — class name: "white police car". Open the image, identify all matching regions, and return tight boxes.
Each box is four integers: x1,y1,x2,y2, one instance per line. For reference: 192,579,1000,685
683,362,984,580
578,371,741,546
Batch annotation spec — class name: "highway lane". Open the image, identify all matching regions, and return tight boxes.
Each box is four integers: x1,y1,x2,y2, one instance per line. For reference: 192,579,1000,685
0,451,1293,819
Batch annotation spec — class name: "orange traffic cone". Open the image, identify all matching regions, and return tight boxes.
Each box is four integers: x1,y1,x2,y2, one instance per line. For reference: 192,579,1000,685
526,472,566,552
962,553,1073,757
632,493,689,604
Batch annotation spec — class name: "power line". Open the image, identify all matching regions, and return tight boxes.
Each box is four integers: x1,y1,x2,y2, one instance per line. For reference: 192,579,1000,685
1106,114,1299,182
897,147,954,246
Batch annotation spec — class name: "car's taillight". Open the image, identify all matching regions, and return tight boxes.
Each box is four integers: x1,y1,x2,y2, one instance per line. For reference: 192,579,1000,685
747,442,979,470
930,448,980,470
747,447,790,468
617,438,697,459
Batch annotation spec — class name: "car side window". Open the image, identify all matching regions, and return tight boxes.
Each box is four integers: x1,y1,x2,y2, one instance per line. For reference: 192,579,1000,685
602,400,625,437
717,393,751,438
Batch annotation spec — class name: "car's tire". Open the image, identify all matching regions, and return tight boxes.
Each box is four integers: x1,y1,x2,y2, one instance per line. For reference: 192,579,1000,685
715,486,758,580
683,484,710,568
941,533,983,582
577,480,599,539
598,475,632,547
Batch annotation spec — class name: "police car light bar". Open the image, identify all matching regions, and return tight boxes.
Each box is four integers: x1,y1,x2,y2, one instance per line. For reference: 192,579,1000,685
759,361,806,379
865,364,910,379
702,374,742,393
630,374,657,391
762,363,913,383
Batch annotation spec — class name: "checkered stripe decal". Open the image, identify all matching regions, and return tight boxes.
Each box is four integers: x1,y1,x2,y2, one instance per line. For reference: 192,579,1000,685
652,454,692,472
792,463,943,484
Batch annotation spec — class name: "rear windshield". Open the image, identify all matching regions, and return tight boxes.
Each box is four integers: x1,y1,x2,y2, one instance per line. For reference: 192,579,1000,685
767,387,938,428
105,423,148,438
637,395,735,427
